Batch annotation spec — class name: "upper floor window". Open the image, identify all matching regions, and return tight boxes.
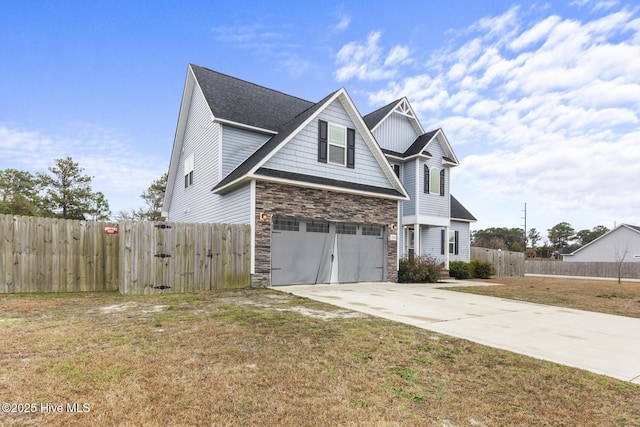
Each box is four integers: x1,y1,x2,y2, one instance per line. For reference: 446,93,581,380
328,123,346,166
318,120,355,168
429,167,440,195
425,166,445,196
184,153,194,188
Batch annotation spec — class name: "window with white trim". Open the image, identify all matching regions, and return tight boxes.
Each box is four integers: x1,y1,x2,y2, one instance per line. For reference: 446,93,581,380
449,230,459,255
328,123,346,166
429,167,440,194
184,153,194,188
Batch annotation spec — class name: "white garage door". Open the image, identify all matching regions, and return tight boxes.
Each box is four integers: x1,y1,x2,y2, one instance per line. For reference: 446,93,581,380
271,217,386,286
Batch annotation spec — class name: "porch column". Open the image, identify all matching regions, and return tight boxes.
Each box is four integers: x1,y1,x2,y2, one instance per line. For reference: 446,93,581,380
414,223,420,256
445,225,450,269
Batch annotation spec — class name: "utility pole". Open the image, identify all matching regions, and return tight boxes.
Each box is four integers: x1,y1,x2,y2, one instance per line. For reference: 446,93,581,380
523,202,527,250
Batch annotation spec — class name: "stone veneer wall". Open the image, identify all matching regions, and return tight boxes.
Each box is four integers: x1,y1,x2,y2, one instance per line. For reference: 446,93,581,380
253,180,399,286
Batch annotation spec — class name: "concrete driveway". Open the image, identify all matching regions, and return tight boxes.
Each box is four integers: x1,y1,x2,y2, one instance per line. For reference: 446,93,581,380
278,281,640,384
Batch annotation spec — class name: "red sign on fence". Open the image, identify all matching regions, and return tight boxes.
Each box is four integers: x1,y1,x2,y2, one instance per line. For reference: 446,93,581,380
103,226,118,234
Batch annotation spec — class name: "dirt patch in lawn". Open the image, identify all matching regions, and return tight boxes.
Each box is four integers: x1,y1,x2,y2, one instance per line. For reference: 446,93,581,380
0,288,638,426
445,276,640,318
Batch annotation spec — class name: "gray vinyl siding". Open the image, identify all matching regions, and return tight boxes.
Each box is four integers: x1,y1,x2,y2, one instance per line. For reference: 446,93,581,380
398,198,405,258
419,141,449,219
565,227,640,262
450,221,471,262
221,126,270,178
263,99,393,189
372,111,419,153
402,160,416,216
420,226,445,261
167,83,222,223
210,183,251,224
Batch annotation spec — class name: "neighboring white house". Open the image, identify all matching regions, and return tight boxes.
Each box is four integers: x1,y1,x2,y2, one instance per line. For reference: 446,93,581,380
563,224,640,262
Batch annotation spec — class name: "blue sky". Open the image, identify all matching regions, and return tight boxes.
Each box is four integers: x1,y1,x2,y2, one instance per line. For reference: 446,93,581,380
2,0,639,242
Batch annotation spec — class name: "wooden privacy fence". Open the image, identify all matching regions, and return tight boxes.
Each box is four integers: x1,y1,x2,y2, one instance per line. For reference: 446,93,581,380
119,221,251,294
471,247,525,277
0,215,119,293
526,260,640,279
0,214,251,294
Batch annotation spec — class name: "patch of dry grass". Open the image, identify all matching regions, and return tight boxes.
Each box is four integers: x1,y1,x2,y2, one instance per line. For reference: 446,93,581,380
0,289,638,426
446,276,640,318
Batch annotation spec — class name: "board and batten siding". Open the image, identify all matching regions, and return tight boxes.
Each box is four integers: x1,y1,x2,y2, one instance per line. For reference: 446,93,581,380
371,111,419,154
262,99,394,190
418,140,450,219
221,126,271,177
167,82,221,223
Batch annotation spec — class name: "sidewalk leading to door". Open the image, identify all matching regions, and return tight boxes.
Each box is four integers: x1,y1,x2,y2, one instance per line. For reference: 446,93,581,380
279,281,640,384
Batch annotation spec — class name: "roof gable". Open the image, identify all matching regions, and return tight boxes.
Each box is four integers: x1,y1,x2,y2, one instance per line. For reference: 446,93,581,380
400,128,459,166
212,88,408,200
363,97,424,136
212,91,333,192
567,224,640,256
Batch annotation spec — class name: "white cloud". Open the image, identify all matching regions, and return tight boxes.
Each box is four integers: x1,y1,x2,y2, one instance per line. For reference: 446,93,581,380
509,15,561,51
0,124,165,218
333,13,351,32
384,45,411,67
335,31,411,82
592,1,620,12
353,5,640,234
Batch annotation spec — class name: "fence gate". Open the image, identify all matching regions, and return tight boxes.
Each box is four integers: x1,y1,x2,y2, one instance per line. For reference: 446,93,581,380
120,221,250,294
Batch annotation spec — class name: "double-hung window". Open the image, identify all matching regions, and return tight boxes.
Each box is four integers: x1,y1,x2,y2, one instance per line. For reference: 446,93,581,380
449,230,459,255
328,123,346,166
318,120,355,168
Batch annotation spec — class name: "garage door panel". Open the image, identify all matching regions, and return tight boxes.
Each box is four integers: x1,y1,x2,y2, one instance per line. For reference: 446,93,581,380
337,233,359,283
271,220,333,286
337,224,384,283
357,234,385,282
271,218,386,286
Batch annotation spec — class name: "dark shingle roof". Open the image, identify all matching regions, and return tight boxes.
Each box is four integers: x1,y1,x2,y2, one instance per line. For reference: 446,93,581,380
191,64,313,131
363,99,402,130
403,129,439,157
450,195,476,222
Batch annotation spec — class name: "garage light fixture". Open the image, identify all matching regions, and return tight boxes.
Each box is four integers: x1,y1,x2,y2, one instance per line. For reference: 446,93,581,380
260,212,270,221
389,223,398,231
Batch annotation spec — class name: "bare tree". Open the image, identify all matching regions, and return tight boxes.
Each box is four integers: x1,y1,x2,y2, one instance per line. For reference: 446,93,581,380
614,243,629,284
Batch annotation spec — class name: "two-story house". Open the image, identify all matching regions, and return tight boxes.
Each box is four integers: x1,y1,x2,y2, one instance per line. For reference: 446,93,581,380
162,64,475,286
364,99,476,266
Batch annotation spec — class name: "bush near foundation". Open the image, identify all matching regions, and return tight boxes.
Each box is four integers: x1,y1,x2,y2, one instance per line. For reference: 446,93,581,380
399,255,443,283
449,260,471,279
469,260,496,279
